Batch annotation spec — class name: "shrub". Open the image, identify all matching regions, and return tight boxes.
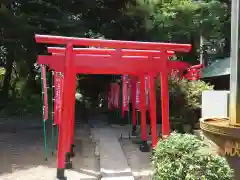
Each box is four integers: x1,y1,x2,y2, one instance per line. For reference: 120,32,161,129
152,133,233,180
156,77,214,124
175,79,214,110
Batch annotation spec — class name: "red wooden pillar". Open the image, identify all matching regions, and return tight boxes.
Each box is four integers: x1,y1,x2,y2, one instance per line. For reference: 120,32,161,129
149,74,158,148
131,76,137,135
57,43,74,180
63,73,76,169
160,56,170,138
140,75,147,141
68,74,77,157
139,74,150,151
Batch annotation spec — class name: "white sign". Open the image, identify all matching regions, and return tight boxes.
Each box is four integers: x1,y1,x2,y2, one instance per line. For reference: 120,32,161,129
202,90,229,118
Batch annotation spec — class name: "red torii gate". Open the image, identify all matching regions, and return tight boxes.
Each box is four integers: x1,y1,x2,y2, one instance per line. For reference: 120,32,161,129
35,34,191,180
47,47,190,151
46,46,190,144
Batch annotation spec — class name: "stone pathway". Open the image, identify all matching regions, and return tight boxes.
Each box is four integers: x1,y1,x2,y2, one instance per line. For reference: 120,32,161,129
110,125,153,180
99,129,134,180
112,124,162,140
120,140,153,180
89,116,154,180
89,117,134,180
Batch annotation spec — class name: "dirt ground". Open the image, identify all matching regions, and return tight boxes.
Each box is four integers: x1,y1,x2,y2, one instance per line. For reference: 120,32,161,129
0,118,154,180
0,123,100,180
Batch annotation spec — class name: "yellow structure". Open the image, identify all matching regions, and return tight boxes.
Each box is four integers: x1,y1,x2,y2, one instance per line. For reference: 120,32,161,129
199,1,240,178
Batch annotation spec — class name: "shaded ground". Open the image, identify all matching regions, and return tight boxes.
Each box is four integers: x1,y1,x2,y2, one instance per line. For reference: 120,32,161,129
0,122,100,180
109,124,153,179
0,114,154,180
120,140,153,180
0,116,42,133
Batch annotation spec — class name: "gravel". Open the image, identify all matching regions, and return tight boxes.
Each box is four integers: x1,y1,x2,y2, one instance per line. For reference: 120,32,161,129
0,123,100,180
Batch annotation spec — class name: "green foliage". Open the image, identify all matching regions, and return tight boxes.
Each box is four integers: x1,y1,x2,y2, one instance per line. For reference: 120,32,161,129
171,78,214,110
137,0,230,63
0,0,230,116
157,78,213,123
0,94,41,116
148,0,228,41
152,133,233,180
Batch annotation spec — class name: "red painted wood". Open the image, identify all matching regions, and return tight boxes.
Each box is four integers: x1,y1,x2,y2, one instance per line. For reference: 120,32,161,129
57,43,74,169
140,75,147,141
149,73,158,147
48,47,175,56
38,55,190,75
35,34,192,175
131,76,137,126
160,57,171,137
68,74,77,152
38,55,161,74
35,34,191,52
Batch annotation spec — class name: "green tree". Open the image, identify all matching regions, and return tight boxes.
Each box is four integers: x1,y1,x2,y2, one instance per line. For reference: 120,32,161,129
134,0,229,63
0,0,231,115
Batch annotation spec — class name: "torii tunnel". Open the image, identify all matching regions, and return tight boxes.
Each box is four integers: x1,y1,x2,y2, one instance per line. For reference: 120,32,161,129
35,34,191,180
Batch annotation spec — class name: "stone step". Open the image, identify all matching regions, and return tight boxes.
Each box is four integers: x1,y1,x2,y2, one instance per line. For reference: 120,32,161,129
95,128,135,180
112,124,162,139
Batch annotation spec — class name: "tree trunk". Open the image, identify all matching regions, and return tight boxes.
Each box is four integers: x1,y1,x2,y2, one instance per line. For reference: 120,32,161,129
24,51,38,94
25,68,37,94
1,51,14,98
223,36,230,57
182,33,198,64
222,3,231,58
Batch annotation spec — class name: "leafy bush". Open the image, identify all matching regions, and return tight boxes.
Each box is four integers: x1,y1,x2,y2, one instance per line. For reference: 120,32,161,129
157,77,214,124
175,79,214,110
152,133,233,180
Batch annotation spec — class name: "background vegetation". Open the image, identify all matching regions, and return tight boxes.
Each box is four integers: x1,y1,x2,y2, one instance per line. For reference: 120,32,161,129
0,0,230,116
163,78,213,127
0,1,233,178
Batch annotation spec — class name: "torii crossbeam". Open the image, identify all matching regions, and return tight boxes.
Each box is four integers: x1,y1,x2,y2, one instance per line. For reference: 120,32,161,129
35,34,191,180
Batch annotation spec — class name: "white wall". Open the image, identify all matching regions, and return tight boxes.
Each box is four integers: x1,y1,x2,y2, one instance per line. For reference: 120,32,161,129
201,90,229,118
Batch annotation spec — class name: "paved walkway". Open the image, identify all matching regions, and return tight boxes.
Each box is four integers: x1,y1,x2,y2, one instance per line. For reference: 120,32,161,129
120,139,152,180
89,117,135,180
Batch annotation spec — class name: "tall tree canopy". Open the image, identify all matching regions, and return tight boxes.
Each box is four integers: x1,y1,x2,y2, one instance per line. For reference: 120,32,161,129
0,0,230,112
